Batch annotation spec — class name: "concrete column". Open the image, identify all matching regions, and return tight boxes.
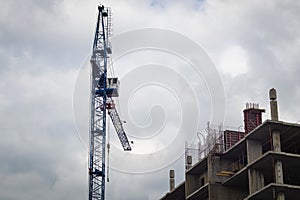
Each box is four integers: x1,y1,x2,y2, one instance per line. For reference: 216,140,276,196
186,155,192,170
169,170,175,191
272,129,284,185
272,130,284,184
270,88,285,200
277,193,285,200
270,100,279,120
274,160,284,184
272,131,281,152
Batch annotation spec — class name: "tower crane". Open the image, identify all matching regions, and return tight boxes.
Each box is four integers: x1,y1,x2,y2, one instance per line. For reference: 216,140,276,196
88,5,132,200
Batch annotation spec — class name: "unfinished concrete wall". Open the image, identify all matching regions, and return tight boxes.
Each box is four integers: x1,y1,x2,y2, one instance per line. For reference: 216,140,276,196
209,183,248,200
246,140,262,163
185,171,208,196
207,155,231,184
246,139,264,194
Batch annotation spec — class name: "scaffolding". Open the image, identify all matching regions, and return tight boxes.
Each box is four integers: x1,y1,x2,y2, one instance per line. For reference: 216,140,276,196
185,123,224,168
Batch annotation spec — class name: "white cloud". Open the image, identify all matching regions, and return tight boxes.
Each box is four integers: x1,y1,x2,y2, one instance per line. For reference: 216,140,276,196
219,45,248,77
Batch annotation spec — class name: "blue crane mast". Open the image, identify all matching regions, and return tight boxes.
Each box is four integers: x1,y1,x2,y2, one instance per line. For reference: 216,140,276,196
88,5,132,200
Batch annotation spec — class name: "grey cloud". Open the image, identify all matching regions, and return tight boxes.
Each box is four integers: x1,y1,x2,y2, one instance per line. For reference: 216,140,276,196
0,0,93,69
1,0,300,200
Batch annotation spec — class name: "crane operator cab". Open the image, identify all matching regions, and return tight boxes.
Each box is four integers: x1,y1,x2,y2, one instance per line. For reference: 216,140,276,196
95,76,120,98
106,77,119,97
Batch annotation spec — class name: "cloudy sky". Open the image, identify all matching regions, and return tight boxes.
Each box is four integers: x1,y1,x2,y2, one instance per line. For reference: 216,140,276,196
1,0,300,199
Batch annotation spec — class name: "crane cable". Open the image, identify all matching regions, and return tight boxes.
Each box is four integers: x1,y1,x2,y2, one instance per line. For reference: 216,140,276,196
107,116,110,182
106,13,116,182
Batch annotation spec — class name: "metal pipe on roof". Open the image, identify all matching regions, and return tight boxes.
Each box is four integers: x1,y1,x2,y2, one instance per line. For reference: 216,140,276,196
269,88,279,121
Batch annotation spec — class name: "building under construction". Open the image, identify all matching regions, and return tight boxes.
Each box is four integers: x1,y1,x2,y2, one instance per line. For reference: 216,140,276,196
160,88,300,200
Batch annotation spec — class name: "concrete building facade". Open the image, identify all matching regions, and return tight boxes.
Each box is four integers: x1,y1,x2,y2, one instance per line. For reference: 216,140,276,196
160,89,300,200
